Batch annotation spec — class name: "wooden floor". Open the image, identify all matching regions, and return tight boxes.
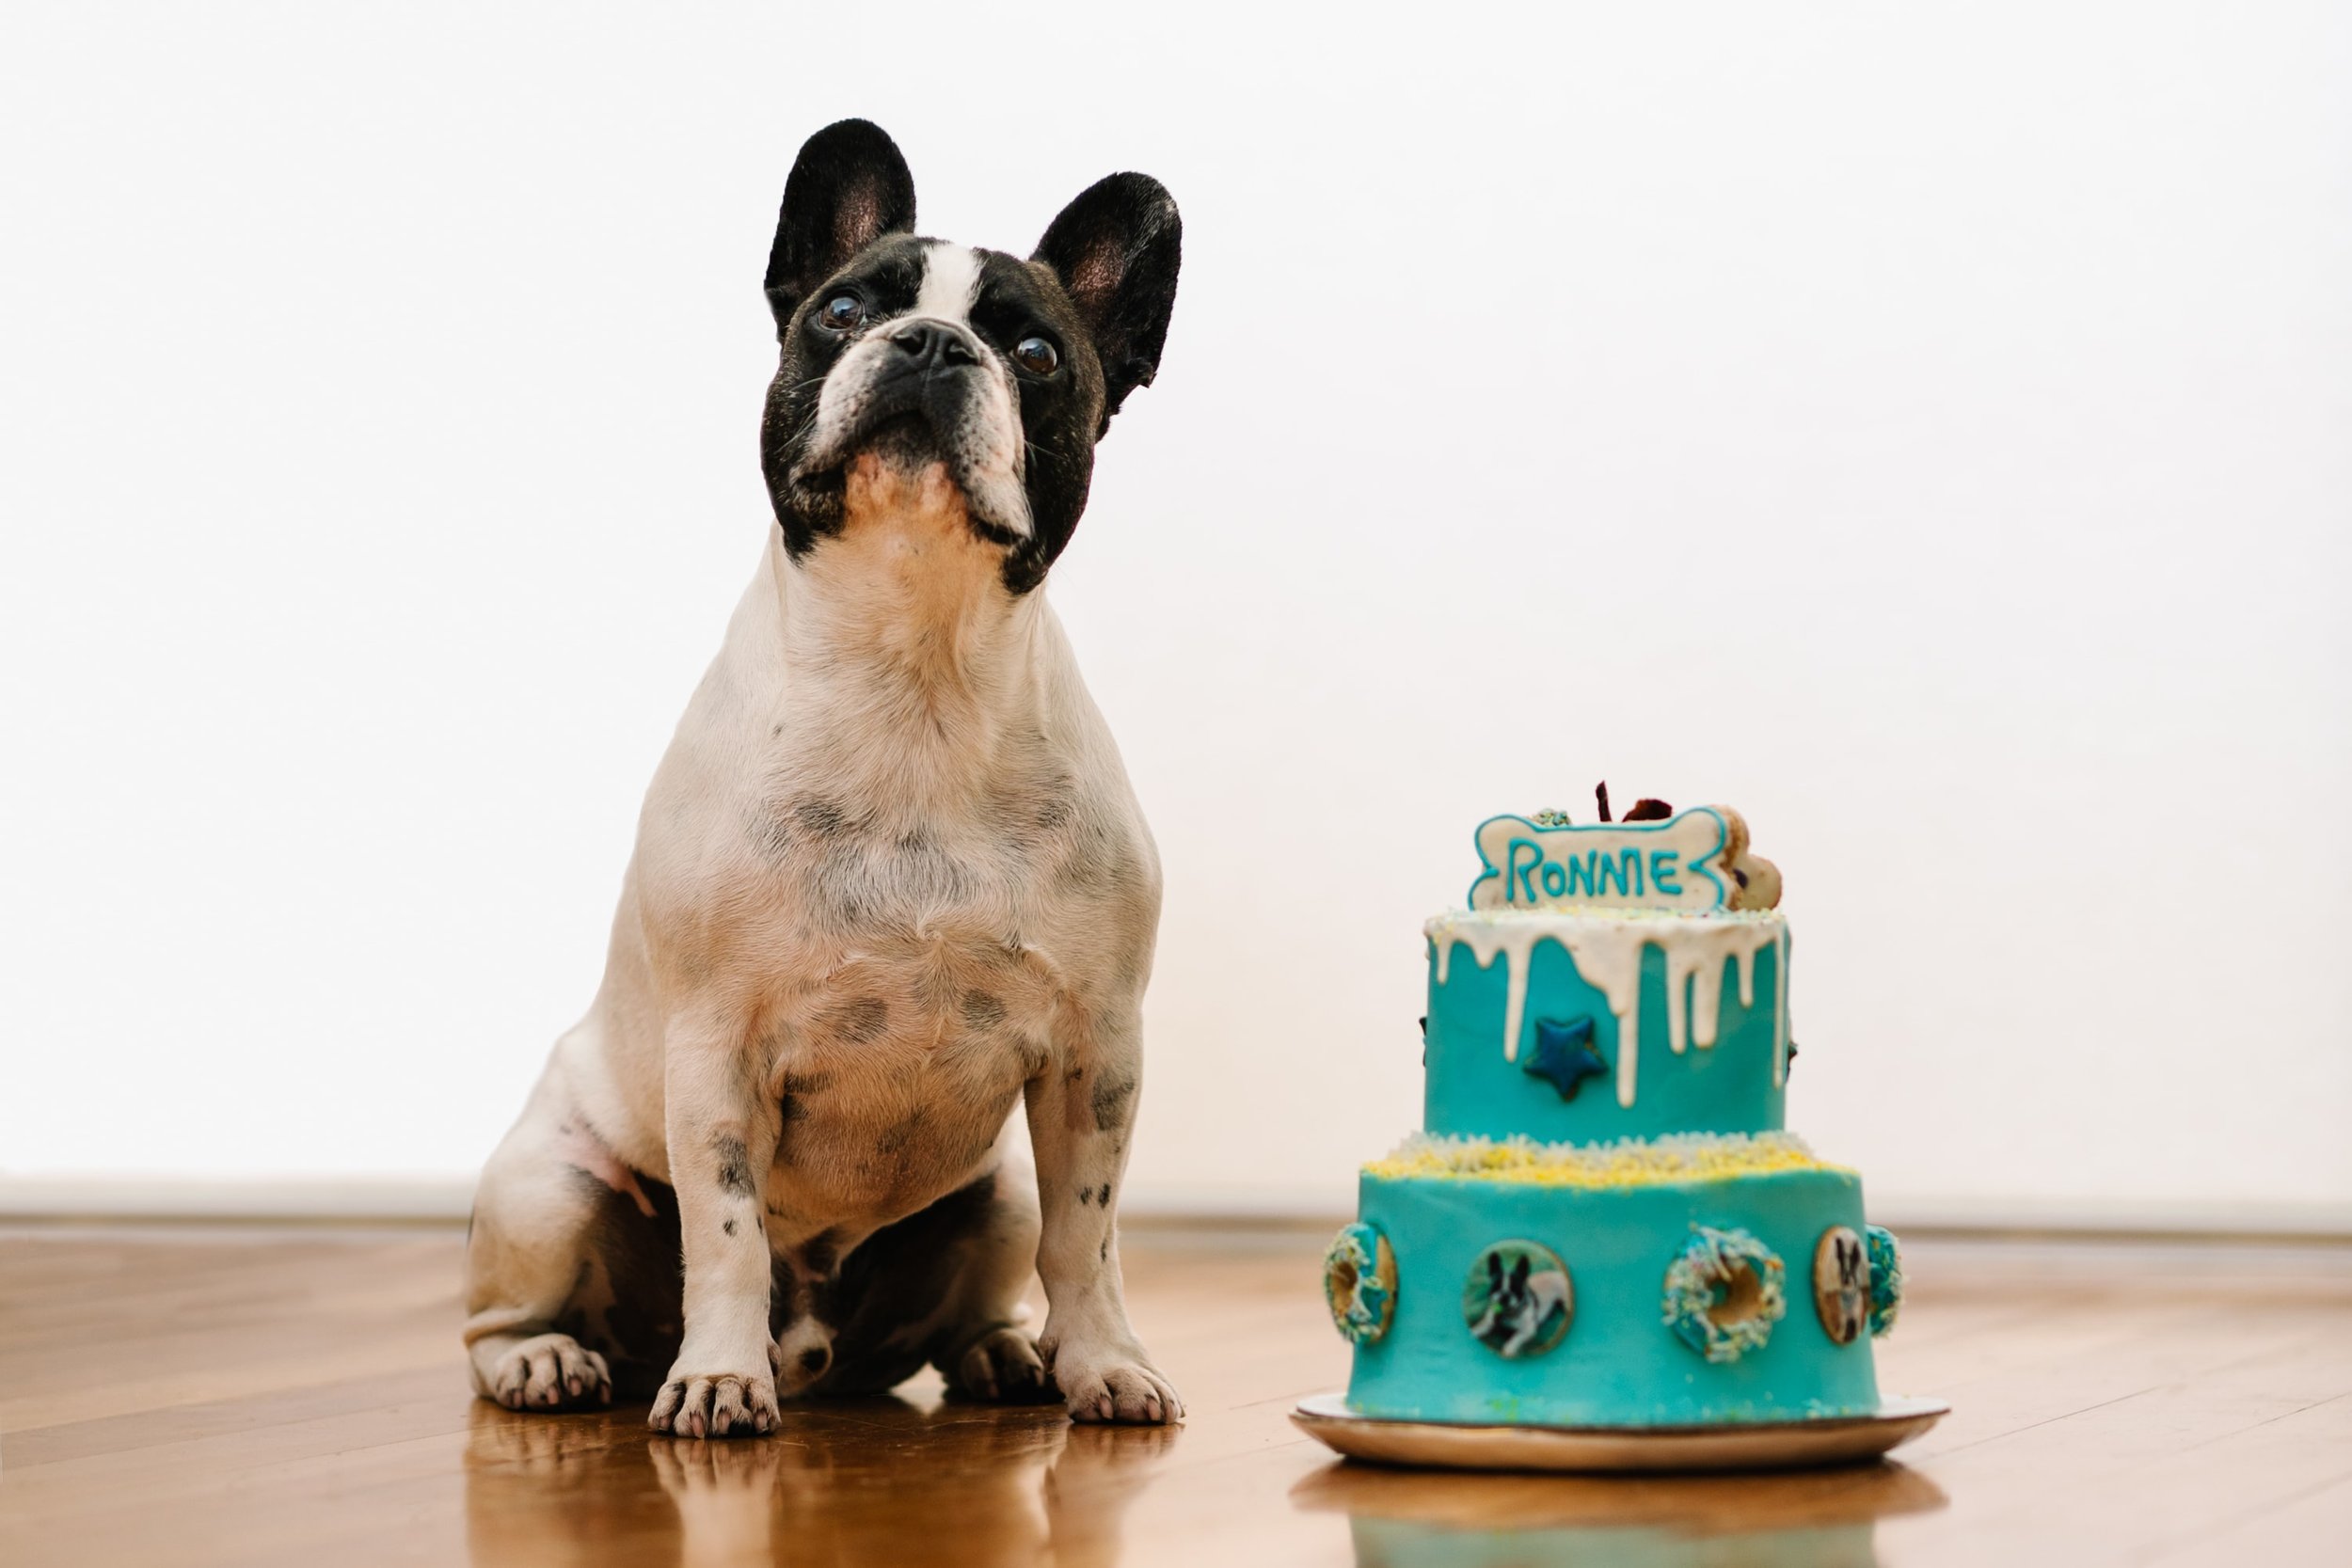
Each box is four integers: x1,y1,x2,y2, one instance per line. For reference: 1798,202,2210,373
1,1227,2347,1567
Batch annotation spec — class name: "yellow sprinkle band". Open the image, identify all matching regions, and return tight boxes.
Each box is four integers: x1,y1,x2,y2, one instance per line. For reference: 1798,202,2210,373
1364,1131,1838,1189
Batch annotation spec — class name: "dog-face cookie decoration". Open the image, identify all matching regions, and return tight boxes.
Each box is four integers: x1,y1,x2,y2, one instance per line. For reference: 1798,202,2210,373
1324,1224,1398,1346
1662,1226,1788,1364
1470,804,1782,913
1813,1226,1871,1346
1461,1241,1574,1358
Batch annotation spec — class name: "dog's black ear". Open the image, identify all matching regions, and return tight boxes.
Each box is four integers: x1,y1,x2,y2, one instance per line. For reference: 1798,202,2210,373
1486,1252,1504,1285
1511,1256,1531,1287
1033,172,1181,430
764,119,917,331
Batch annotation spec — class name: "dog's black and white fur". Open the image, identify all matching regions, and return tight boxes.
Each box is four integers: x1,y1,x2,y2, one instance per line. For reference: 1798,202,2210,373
1469,1252,1571,1359
462,119,1183,1434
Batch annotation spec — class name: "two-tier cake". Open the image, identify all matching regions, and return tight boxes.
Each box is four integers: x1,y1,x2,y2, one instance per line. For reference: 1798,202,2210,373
1295,794,1946,1470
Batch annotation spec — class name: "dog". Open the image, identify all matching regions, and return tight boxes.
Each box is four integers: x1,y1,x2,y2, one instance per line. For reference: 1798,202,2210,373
1469,1252,1570,1358
460,119,1184,1435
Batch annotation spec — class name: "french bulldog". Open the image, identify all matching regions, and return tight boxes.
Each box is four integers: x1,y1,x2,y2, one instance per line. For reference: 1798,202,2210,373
461,119,1183,1434
1469,1251,1572,1358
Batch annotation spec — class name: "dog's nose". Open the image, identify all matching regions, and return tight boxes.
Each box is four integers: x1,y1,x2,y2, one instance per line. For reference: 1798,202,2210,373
888,319,980,371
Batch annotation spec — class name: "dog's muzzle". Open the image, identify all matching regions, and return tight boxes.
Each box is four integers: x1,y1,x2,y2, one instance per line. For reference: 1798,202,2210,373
805,318,988,468
798,315,1032,540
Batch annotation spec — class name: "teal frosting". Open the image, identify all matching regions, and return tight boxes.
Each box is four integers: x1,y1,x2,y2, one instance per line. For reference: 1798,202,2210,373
1425,936,1786,1143
1345,1166,1880,1428
1865,1225,1903,1338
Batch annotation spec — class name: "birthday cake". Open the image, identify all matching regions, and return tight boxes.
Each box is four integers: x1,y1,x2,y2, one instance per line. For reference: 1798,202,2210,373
1319,792,1905,1434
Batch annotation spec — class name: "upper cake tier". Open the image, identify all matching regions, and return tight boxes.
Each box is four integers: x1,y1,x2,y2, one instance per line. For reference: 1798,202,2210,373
1423,802,1790,1144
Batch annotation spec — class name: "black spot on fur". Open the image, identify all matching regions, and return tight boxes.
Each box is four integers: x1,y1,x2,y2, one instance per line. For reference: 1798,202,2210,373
723,1218,738,1236
713,1136,755,1198
867,828,974,906
960,991,1006,1031
1089,1073,1136,1132
781,1069,829,1127
1097,1182,1112,1208
1101,1239,1110,1262
826,996,889,1043
1077,1186,1093,1205
796,799,850,837
750,804,795,862
875,1110,927,1157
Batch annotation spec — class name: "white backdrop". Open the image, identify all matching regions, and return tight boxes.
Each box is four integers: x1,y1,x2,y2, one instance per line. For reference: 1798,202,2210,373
5,3,2347,1227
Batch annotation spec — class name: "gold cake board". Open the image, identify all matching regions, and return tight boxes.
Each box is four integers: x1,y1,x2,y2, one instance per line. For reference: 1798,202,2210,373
1291,1392,1949,1473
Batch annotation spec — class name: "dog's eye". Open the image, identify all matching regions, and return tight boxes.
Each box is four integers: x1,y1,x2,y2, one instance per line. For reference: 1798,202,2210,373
1013,336,1059,375
818,294,865,331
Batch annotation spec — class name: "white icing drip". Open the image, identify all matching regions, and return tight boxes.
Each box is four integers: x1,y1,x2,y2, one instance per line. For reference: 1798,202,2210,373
1425,910,1789,1108
1566,921,1648,1106
1660,921,1781,1053
1426,919,1547,1063
1772,924,1791,1086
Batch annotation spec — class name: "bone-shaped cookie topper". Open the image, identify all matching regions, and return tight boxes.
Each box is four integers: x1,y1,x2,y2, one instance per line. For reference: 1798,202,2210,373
1469,805,1783,913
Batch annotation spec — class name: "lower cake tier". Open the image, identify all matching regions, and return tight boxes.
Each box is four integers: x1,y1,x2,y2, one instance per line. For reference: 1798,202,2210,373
1333,1158,1894,1429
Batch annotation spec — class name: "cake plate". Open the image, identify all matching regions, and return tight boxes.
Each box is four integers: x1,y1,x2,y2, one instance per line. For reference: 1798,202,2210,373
1291,1393,1948,1473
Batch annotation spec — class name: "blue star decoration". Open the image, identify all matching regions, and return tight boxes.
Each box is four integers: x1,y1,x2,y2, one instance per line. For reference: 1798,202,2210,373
1522,1016,1610,1101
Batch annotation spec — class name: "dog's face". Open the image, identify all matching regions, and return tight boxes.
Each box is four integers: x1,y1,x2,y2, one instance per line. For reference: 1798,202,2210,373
1499,1253,1533,1318
756,120,1181,594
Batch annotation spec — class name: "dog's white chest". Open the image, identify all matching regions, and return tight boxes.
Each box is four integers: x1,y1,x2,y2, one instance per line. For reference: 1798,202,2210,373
618,542,1159,1235
737,811,1134,1229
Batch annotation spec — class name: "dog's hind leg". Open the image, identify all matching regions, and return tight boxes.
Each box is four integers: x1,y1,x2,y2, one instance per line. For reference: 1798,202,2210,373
818,1156,1051,1404
930,1154,1052,1403
464,1060,681,1410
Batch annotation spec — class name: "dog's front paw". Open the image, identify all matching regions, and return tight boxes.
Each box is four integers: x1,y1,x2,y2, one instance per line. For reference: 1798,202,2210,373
646,1363,779,1438
1041,1336,1184,1425
484,1333,612,1412
948,1325,1054,1404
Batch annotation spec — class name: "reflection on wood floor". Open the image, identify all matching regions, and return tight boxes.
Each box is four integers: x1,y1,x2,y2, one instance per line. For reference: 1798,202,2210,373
1,1226,2346,1566
1293,1460,1947,1568
463,1396,1175,1568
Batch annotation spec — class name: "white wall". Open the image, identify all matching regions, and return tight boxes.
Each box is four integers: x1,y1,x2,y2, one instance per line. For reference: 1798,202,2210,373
5,3,2347,1227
